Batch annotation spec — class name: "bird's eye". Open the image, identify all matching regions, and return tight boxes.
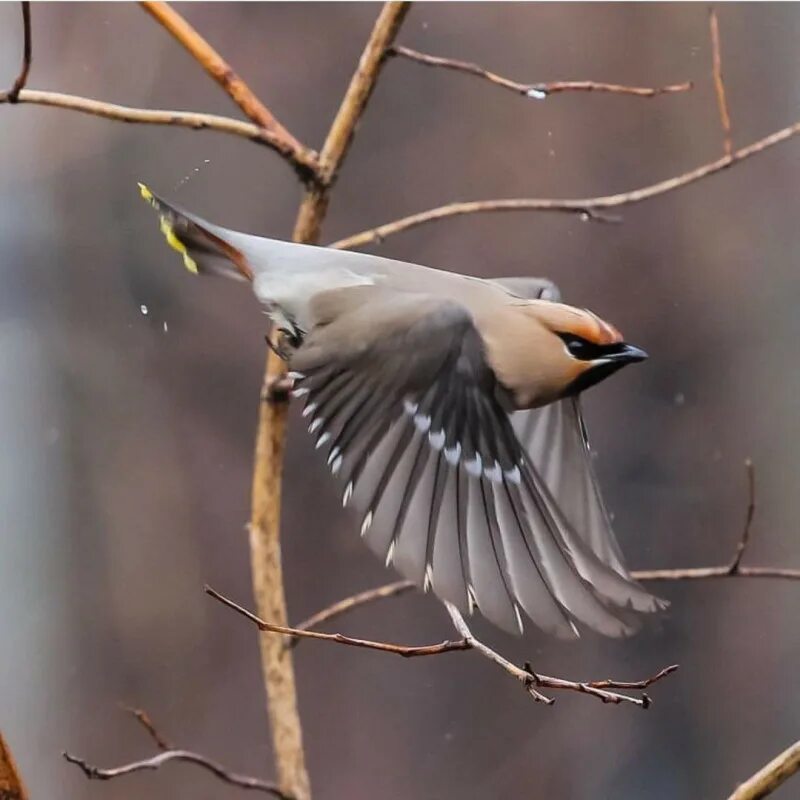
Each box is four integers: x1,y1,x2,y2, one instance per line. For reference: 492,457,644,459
557,333,596,360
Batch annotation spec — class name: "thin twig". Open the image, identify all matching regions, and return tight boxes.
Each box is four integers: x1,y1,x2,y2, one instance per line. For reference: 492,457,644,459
445,604,677,708
139,1,317,181
709,7,733,156
389,45,692,99
729,458,756,573
0,90,316,164
119,705,173,751
206,585,470,658
727,740,800,800
63,750,290,798
287,579,416,650
6,2,31,103
329,120,800,249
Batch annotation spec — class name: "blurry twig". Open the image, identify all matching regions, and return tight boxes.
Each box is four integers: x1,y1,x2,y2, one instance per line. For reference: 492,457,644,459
5,1,30,103
0,732,28,800
709,7,733,156
388,44,692,99
727,739,800,800
119,705,173,751
330,120,800,249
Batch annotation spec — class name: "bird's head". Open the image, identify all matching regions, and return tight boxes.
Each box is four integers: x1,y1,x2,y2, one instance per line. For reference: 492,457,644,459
528,300,648,399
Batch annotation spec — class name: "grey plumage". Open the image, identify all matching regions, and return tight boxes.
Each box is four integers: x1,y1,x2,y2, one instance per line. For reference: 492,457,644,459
140,185,666,638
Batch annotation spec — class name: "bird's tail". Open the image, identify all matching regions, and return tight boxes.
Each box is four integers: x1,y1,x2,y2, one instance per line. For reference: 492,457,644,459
138,183,255,282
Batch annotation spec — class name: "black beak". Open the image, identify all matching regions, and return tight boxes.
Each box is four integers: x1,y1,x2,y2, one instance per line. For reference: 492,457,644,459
605,342,648,364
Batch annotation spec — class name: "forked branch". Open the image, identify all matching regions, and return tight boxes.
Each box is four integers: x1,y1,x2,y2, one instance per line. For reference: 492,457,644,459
206,585,677,709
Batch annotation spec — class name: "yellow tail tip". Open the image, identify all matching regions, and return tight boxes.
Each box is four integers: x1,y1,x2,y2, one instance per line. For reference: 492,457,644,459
138,182,155,205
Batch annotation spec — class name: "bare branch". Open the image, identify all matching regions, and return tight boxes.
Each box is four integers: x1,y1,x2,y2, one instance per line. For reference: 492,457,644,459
633,460,799,582
329,120,800,249
206,585,470,658
389,45,692,100
727,740,800,800
139,1,317,180
6,2,31,103
287,579,416,649
0,90,317,166
445,604,678,709
316,2,412,184
709,7,733,156
0,731,28,800
63,750,289,797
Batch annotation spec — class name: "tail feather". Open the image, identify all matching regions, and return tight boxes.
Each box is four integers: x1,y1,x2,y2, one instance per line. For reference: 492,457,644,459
138,184,253,282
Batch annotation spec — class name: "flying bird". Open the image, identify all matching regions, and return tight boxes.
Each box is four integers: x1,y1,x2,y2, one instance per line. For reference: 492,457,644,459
139,184,666,639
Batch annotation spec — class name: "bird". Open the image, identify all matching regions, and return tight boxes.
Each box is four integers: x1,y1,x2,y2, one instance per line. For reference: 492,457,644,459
138,183,667,639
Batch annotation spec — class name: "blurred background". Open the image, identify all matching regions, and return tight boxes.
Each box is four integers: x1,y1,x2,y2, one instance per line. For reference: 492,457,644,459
1,3,798,798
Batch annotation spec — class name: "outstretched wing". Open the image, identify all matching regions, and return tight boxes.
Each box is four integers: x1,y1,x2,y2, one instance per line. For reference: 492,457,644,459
290,284,664,638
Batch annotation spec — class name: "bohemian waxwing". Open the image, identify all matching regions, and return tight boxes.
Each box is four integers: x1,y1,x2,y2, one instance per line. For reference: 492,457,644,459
139,184,666,639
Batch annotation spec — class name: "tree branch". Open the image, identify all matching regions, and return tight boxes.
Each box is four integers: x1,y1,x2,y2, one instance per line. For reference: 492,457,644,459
206,584,675,708
445,604,678,708
0,90,318,165
64,707,289,797
63,750,289,798
6,1,30,103
329,120,800,249
389,44,692,100
709,7,733,156
0,731,28,800
286,579,416,650
727,740,800,800
139,1,317,181
207,585,470,658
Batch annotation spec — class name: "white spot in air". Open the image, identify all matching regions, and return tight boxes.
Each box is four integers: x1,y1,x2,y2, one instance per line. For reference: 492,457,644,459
505,465,521,484
444,442,461,465
360,511,373,536
526,87,547,100
204,158,211,164
428,430,446,450
579,212,590,222
301,402,317,418
484,461,503,483
308,417,324,434
465,454,483,477
162,321,168,333
292,387,309,397
342,482,353,507
140,304,149,316
385,541,396,567
414,414,432,433
403,398,418,415
315,432,331,449
674,392,686,406
330,454,343,475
